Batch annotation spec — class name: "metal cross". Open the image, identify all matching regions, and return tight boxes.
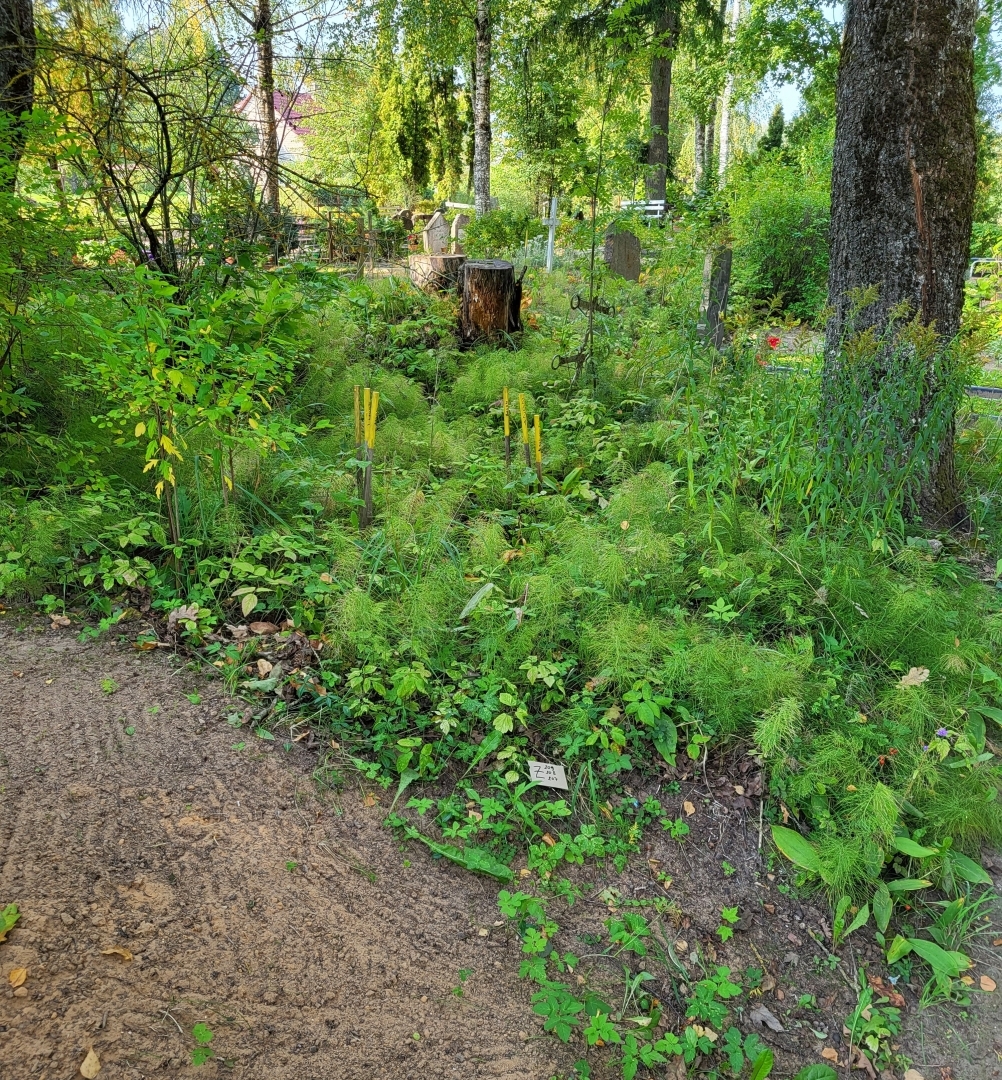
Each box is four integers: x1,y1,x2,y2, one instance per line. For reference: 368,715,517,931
542,196,558,272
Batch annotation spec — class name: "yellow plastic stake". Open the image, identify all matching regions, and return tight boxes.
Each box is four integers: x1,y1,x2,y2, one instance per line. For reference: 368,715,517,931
363,387,372,447
368,391,380,449
502,386,511,468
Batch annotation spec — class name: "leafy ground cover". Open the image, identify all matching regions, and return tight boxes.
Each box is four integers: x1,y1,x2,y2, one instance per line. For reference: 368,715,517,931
4,214,1002,1076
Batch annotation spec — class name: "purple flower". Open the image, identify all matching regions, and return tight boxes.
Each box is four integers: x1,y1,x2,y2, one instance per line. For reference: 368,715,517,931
922,744,929,752
936,728,949,738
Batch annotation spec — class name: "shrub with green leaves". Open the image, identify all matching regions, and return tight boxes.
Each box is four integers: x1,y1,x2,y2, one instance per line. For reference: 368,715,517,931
729,158,830,320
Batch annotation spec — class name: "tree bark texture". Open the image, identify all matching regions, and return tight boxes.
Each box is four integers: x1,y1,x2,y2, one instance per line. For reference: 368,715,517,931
409,252,466,292
0,0,35,188
254,0,281,213
717,0,739,188
459,259,521,345
645,3,680,202
698,246,732,349
823,0,978,526
704,104,716,186
473,0,492,215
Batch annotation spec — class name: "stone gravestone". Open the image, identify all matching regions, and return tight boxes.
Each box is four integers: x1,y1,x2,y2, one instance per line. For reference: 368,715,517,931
451,213,470,254
423,210,449,255
603,229,641,281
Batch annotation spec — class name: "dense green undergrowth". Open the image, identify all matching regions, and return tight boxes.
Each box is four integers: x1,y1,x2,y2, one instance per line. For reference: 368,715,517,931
4,215,1002,1076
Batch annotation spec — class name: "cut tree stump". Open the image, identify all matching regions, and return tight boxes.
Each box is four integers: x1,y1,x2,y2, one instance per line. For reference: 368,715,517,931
408,253,466,293
459,259,523,346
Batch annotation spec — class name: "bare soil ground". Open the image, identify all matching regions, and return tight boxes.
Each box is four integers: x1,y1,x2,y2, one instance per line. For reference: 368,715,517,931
2,617,1001,1080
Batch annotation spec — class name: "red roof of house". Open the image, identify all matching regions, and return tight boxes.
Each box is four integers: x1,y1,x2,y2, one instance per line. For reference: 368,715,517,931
235,90,315,136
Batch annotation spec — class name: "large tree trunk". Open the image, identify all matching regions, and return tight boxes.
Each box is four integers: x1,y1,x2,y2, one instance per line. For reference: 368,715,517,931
473,0,492,215
645,4,680,202
0,0,35,190
822,0,978,527
254,0,281,213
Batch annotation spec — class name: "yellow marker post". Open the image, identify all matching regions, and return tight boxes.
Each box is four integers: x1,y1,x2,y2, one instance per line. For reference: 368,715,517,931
502,386,511,468
518,393,531,468
361,390,378,528
533,414,543,488
367,391,379,449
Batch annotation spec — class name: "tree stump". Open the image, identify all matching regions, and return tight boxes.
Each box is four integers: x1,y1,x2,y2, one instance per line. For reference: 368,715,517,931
459,259,523,345
409,253,466,293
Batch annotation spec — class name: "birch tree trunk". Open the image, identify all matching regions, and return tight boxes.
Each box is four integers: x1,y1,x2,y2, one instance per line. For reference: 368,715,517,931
0,0,35,189
473,0,492,215
704,107,715,185
645,3,680,202
693,118,704,189
716,0,739,189
254,0,281,213
822,0,978,526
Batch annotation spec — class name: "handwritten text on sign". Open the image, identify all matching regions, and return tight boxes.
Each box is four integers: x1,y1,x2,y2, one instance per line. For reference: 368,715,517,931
528,761,568,790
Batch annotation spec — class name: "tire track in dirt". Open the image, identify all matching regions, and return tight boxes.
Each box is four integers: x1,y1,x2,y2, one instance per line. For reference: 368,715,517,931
0,620,578,1079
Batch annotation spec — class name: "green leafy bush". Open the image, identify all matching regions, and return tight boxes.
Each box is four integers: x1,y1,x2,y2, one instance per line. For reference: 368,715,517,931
463,208,545,258
730,159,830,321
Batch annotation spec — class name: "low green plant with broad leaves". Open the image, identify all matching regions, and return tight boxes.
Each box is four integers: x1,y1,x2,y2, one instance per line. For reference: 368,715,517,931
191,1022,214,1066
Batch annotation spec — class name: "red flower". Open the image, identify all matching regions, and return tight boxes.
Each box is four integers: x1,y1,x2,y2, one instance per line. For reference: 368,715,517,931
767,335,781,349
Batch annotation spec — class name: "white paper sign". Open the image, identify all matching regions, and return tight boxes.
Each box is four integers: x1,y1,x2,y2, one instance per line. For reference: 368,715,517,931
528,761,568,790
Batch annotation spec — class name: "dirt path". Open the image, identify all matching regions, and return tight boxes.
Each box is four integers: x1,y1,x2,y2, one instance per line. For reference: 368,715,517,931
0,620,579,1080
3,618,1002,1080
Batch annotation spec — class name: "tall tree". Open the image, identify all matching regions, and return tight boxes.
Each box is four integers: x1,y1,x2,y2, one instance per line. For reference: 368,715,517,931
645,1,680,200
0,0,35,187
822,0,978,526
472,0,491,212
716,0,737,186
252,0,281,212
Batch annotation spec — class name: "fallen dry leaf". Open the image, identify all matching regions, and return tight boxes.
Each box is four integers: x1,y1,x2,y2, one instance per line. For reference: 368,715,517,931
850,1046,876,1078
101,946,133,962
904,1070,926,1080
49,614,71,628
749,1004,784,1032
256,658,274,678
821,1048,839,1063
362,792,380,807
980,975,997,992
760,973,776,993
960,975,975,986
899,666,930,688
683,800,696,816
80,1048,101,1078
994,937,1002,946
249,621,280,635
8,967,27,987
501,549,522,563
690,1024,717,1042
866,973,905,1008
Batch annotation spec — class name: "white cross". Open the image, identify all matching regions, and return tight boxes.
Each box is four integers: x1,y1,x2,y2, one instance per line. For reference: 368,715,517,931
542,196,558,272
